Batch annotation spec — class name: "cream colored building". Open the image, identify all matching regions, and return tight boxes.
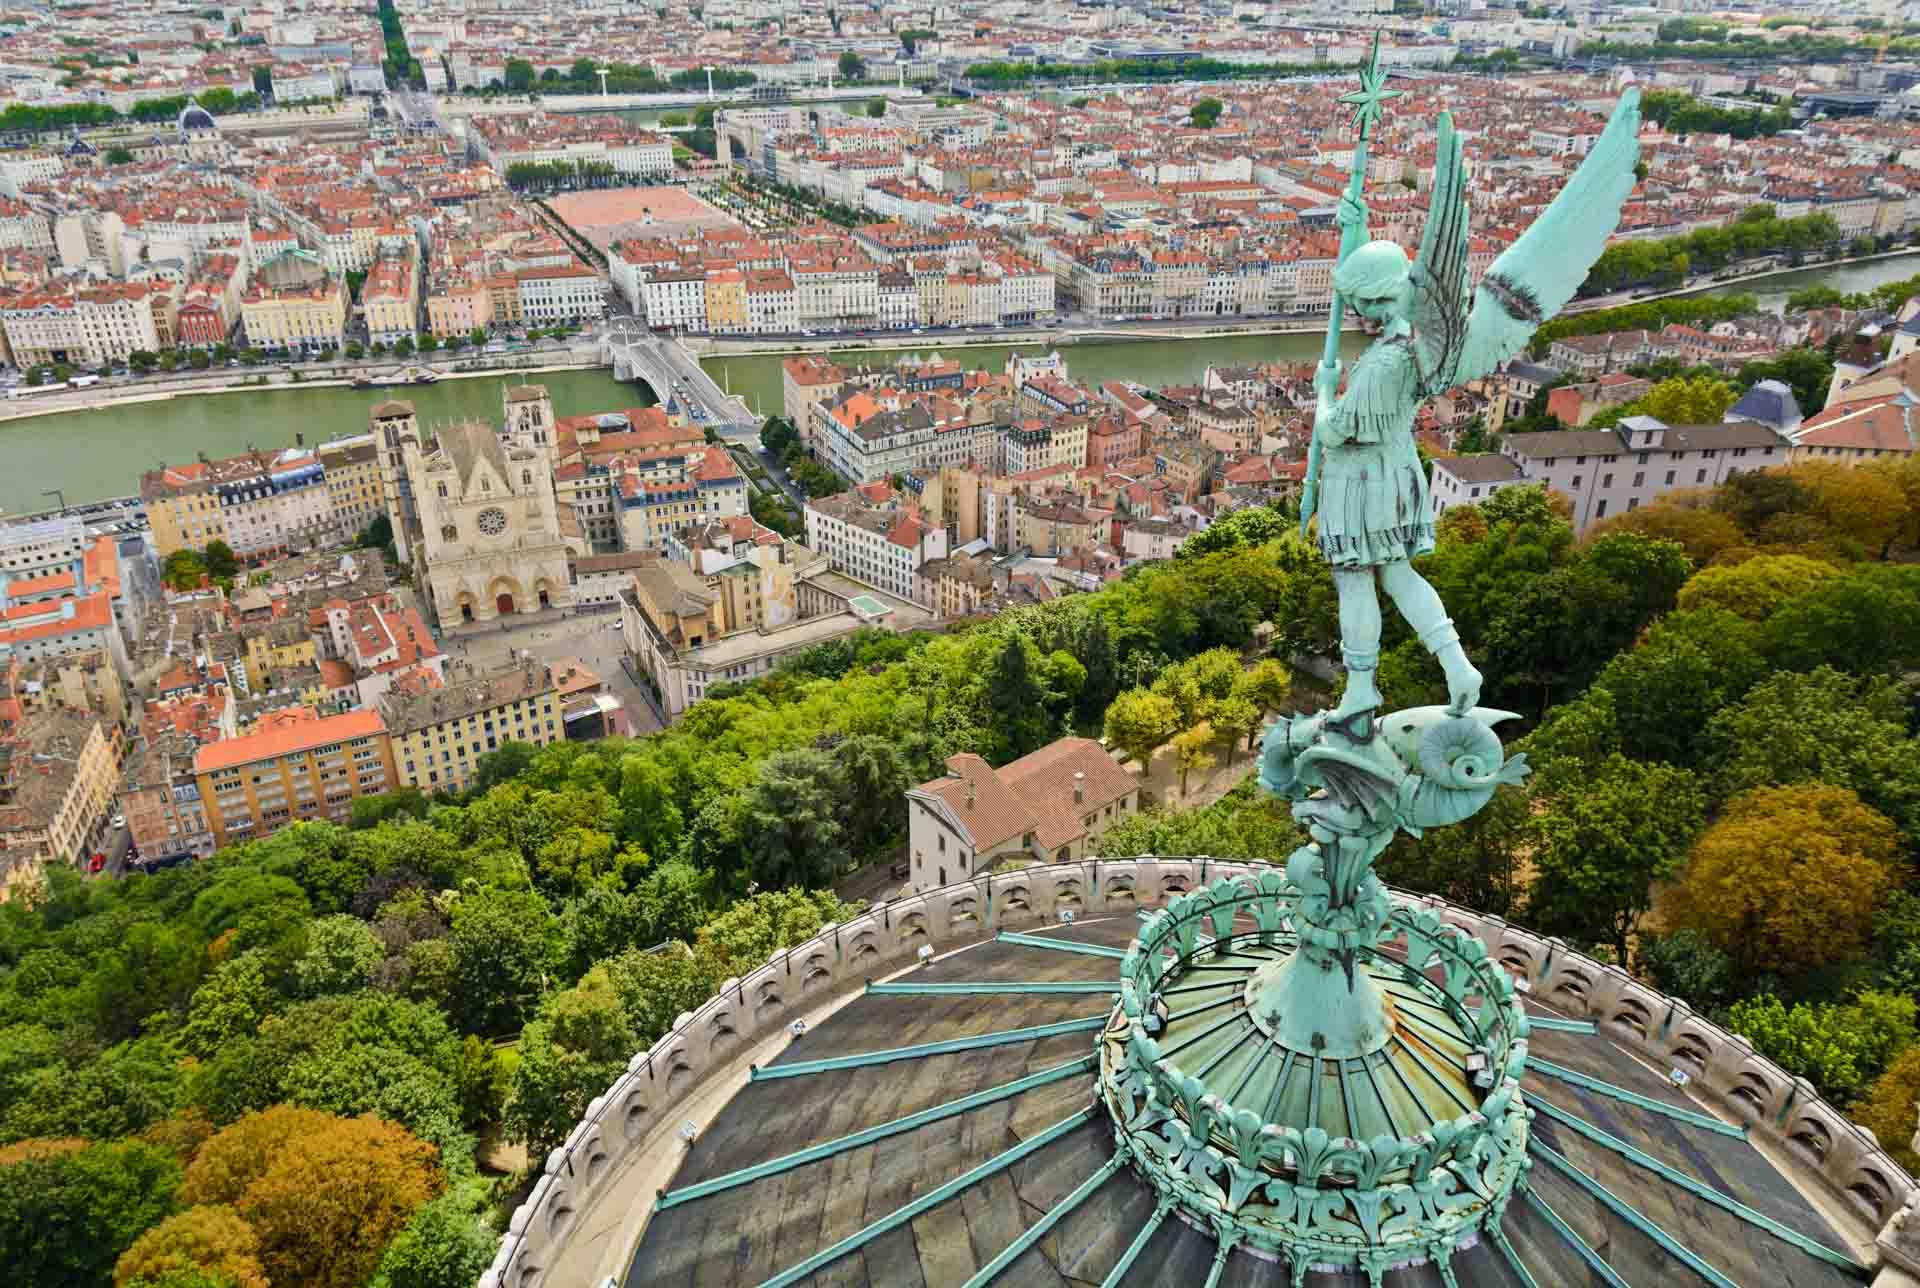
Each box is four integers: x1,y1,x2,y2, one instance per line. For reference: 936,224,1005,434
361,251,419,345
0,280,167,368
904,739,1140,891
241,276,347,350
0,712,119,896
401,412,575,626
381,660,561,792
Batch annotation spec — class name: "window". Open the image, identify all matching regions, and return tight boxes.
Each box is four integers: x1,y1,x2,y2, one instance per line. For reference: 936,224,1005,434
1595,499,1608,518
1696,468,1708,484
1636,452,1649,465
1602,473,1613,488
1664,470,1675,485
1570,475,1582,490
1632,471,1644,488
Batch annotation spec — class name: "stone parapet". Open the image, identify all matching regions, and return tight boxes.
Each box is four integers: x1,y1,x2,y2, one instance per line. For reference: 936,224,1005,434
480,856,1917,1288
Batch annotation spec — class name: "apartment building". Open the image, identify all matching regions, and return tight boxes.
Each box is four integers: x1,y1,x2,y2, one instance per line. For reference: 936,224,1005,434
382,660,560,793
240,275,348,351
0,280,168,367
317,434,384,537
361,252,419,345
142,446,343,560
0,712,118,894
805,491,950,604
193,707,396,848
1431,416,1790,530
782,355,848,435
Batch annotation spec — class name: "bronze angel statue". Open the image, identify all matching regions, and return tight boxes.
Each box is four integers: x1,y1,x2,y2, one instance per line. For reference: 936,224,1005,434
1301,84,1643,721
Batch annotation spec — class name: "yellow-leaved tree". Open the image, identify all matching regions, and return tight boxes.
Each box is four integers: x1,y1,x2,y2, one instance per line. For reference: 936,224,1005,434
1670,784,1901,975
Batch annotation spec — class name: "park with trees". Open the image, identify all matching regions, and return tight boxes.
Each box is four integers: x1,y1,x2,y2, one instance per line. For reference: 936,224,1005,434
2,445,1920,1280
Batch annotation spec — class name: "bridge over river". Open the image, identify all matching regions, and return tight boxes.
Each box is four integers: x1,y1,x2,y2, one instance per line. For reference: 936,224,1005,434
601,325,762,441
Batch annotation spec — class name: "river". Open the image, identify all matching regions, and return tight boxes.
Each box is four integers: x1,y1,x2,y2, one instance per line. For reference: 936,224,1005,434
4,252,1917,515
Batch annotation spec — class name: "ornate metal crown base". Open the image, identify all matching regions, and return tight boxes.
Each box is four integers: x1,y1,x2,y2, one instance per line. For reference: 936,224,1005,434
1096,871,1536,1283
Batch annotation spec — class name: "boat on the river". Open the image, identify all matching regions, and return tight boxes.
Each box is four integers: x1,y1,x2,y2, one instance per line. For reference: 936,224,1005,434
359,366,440,388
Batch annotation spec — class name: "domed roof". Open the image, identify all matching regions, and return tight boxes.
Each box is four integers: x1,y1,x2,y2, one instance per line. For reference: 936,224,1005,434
482,859,1912,1288
178,103,218,134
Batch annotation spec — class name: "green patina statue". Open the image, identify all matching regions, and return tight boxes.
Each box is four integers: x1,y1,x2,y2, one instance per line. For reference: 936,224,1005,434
1100,45,1645,1279
1300,50,1643,720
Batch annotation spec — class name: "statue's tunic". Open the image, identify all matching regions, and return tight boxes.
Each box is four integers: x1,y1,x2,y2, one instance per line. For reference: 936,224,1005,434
1316,333,1433,569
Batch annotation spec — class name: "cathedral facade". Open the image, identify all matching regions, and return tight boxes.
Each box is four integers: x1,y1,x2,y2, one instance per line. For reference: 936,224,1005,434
401,387,575,626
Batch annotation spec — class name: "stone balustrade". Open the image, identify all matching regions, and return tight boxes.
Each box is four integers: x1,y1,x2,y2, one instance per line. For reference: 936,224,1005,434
480,856,1919,1288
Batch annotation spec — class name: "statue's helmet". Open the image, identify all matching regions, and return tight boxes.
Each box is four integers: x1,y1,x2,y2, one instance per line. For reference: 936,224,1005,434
1333,240,1412,300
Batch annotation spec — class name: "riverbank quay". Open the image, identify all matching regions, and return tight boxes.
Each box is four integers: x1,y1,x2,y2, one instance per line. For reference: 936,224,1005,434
0,343,602,424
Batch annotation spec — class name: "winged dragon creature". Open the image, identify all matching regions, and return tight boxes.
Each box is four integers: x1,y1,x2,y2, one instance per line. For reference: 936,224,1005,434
1303,89,1644,721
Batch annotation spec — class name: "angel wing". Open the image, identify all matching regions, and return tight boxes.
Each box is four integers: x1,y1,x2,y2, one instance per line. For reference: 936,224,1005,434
1410,88,1643,393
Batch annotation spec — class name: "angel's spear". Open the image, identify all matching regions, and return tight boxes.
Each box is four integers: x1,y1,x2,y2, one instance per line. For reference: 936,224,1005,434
1300,32,1402,533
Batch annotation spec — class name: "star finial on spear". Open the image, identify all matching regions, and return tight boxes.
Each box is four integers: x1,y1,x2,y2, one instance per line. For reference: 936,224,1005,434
1339,31,1403,142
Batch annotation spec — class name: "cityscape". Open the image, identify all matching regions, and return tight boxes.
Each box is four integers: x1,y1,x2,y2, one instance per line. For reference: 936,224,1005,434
0,2,1918,1287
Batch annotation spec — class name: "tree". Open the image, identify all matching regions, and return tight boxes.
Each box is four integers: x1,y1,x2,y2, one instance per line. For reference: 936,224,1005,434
1853,1045,1920,1175
1189,97,1224,128
739,748,847,890
1671,785,1901,976
393,336,415,358
1529,754,1707,962
865,98,885,118
838,51,866,80
162,549,207,591
202,540,238,580
180,951,277,1059
226,1112,443,1288
447,887,553,1035
291,914,381,997
1724,991,1915,1103
1760,565,1920,675
1211,695,1259,761
984,638,1050,762
505,967,635,1154
1637,929,1737,1013
113,1205,268,1288
1586,607,1764,766
106,145,135,164
1173,722,1217,795
1676,552,1839,620
1239,659,1292,715
369,1191,495,1288
1103,687,1179,770
1796,461,1909,556
0,1139,182,1287
504,58,535,92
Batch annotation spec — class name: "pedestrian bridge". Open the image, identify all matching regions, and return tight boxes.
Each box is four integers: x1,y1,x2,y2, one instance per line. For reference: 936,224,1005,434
602,330,759,436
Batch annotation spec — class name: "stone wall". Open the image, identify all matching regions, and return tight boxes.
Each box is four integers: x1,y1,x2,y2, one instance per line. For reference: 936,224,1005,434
479,857,1920,1288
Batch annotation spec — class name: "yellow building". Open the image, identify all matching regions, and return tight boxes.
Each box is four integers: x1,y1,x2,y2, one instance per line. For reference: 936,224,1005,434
240,619,319,686
140,463,229,558
240,275,348,350
380,660,560,793
194,707,397,848
318,434,383,535
704,270,748,334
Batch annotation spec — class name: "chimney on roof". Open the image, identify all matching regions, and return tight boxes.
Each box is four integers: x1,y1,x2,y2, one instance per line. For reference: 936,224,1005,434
1073,771,1085,804
965,779,976,808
